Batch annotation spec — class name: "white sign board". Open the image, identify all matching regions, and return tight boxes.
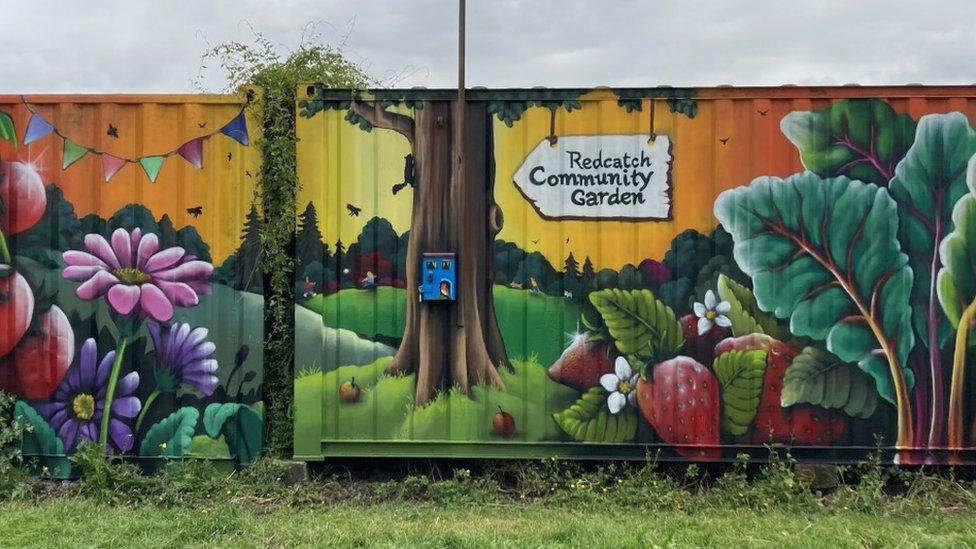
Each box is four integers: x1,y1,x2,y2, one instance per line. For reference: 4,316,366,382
512,134,673,221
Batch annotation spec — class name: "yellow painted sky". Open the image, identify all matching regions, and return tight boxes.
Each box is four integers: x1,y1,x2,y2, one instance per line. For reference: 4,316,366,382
1,96,259,264
296,90,804,270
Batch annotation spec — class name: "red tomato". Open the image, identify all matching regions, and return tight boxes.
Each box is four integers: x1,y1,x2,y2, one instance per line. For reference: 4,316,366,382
0,161,47,235
10,305,74,399
0,271,33,357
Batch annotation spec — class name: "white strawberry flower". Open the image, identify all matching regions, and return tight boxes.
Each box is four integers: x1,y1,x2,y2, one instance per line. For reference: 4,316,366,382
693,289,732,335
600,356,639,414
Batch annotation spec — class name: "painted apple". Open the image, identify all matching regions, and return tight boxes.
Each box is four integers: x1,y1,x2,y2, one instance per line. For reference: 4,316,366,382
492,406,516,437
0,271,34,357
0,161,47,235
9,305,74,399
339,378,361,403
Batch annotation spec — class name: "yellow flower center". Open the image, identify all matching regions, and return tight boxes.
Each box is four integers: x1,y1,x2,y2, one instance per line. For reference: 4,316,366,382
72,394,95,421
618,380,632,394
112,267,151,285
705,310,717,320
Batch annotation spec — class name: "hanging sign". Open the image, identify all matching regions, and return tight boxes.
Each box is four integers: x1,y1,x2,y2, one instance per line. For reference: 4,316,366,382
512,134,673,220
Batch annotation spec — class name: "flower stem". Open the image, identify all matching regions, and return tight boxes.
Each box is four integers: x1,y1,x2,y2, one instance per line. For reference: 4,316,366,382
134,388,161,435
98,337,128,452
947,300,976,449
0,229,10,265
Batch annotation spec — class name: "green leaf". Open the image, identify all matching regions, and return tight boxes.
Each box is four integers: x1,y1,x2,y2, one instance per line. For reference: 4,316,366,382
552,388,638,443
891,113,976,350
139,407,199,458
0,111,16,147
589,289,684,361
203,403,264,465
781,347,880,419
14,401,70,477
714,172,915,406
712,350,767,436
780,99,916,185
716,274,784,338
937,156,976,333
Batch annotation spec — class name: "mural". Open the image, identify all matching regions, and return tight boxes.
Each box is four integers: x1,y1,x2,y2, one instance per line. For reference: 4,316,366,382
0,96,264,475
293,87,976,463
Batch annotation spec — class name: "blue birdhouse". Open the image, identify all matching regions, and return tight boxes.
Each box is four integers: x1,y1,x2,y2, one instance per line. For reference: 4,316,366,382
420,253,456,302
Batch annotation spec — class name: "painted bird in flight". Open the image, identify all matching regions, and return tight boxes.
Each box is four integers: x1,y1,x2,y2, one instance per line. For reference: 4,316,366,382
347,203,362,217
107,123,119,138
186,206,203,218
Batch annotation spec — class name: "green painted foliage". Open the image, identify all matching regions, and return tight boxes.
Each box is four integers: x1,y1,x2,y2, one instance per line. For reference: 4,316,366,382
781,347,879,419
14,401,70,477
712,350,767,436
889,115,976,346
937,156,976,332
589,289,684,361
716,274,784,339
203,403,264,465
714,172,915,405
552,388,638,443
0,111,15,146
780,99,916,185
139,407,199,458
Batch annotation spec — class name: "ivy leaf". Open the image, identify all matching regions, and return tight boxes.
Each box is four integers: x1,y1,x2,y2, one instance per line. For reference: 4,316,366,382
0,111,15,147
780,99,916,185
781,347,879,419
712,350,767,436
716,274,784,338
891,113,976,352
714,172,915,406
139,407,199,458
589,289,684,361
14,401,70,477
937,156,976,336
552,387,638,443
203,403,264,465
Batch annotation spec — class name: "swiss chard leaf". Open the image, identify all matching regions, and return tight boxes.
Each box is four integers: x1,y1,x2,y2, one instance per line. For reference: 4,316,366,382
14,401,71,477
781,347,880,419
203,403,263,466
937,156,976,334
780,99,916,185
0,111,15,147
714,172,915,406
890,113,976,351
712,350,767,436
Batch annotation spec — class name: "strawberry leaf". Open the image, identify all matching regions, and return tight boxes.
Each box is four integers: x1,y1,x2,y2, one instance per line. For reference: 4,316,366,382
588,289,684,362
712,349,767,436
781,347,879,419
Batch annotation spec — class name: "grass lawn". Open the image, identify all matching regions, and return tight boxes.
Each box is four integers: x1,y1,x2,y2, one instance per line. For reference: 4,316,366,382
1,498,974,547
302,285,581,368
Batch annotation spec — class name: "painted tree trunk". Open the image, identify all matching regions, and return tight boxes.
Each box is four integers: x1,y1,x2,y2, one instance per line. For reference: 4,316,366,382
383,101,508,405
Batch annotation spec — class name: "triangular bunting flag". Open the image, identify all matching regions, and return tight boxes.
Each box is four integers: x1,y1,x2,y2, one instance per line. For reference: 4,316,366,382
219,112,249,146
62,139,89,169
177,137,204,169
139,156,165,183
102,154,127,182
24,114,54,145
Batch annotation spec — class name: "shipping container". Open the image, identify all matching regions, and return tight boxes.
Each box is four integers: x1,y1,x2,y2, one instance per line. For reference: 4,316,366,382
293,84,976,464
0,94,265,475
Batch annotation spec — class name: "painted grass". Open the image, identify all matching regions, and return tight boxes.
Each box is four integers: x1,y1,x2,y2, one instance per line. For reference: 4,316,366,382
301,286,581,368
295,357,580,442
1,498,974,548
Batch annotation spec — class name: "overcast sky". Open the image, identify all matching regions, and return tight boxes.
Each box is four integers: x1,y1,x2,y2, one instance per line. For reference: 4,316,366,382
1,0,974,93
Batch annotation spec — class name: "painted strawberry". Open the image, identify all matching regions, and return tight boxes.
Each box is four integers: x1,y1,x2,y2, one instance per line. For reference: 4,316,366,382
548,332,615,390
680,313,729,367
636,356,720,460
722,335,847,445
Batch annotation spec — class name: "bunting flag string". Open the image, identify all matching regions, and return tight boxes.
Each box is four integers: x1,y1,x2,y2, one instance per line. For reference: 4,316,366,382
19,96,251,183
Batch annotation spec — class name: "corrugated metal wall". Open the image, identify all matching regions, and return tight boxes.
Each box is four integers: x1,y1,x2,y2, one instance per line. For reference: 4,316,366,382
0,94,264,474
294,86,976,463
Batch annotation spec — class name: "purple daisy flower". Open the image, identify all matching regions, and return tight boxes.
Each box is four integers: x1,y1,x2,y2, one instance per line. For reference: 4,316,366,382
36,339,141,452
61,227,213,322
147,322,219,396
